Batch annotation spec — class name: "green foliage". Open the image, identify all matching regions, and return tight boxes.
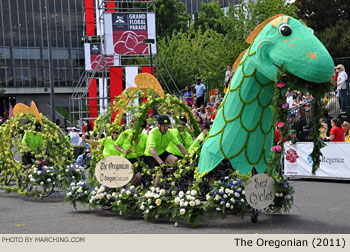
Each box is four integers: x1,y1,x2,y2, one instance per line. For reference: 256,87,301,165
193,1,225,34
155,0,190,38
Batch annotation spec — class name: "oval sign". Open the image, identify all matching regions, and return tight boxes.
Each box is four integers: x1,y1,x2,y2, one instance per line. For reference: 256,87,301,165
245,174,275,210
95,155,134,188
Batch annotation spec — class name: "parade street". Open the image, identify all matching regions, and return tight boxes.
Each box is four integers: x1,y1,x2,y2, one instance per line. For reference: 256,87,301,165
1,179,349,234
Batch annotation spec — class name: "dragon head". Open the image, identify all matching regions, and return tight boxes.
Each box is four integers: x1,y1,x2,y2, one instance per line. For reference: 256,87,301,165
249,15,334,83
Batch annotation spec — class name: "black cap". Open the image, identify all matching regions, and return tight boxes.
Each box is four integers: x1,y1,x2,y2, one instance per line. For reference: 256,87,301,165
157,115,170,125
179,115,187,123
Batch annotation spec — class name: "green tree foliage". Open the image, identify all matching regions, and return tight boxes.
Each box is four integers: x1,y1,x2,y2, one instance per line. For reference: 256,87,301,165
156,0,297,93
295,0,350,32
155,0,190,38
317,19,350,58
193,1,225,34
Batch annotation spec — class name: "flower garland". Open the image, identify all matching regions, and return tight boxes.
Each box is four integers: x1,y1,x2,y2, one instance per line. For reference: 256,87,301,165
0,113,79,198
267,66,333,175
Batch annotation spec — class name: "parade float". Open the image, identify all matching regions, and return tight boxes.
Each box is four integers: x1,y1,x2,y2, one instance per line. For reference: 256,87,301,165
1,15,334,227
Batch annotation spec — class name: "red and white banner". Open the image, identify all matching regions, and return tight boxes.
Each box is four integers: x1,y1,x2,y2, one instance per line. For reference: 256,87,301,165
284,142,350,179
84,43,117,70
104,12,156,55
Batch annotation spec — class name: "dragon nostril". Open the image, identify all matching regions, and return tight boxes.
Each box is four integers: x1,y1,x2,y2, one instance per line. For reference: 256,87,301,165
307,52,317,59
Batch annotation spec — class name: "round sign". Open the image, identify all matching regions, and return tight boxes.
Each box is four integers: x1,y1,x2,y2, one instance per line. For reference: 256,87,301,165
95,156,134,188
245,174,275,210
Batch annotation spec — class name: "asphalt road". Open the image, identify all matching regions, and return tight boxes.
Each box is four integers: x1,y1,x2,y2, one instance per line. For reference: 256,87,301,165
1,179,350,234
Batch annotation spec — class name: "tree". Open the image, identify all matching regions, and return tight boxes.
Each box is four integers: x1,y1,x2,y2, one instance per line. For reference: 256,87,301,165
155,0,190,39
295,0,350,32
193,1,226,34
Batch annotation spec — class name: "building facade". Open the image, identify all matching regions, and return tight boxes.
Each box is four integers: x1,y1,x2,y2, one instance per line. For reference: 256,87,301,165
0,0,85,116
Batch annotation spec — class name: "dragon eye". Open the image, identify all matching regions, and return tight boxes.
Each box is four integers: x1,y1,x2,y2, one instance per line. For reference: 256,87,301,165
279,24,292,36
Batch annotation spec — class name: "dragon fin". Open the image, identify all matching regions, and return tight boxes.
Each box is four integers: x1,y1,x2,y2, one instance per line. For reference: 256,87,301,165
232,48,247,72
246,14,284,44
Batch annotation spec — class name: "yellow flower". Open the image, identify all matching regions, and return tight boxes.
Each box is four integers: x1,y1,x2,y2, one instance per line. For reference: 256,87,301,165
155,199,161,206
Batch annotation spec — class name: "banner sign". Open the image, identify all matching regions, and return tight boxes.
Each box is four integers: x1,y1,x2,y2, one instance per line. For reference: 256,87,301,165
104,12,156,55
245,174,275,210
95,156,134,188
284,142,350,179
84,43,116,70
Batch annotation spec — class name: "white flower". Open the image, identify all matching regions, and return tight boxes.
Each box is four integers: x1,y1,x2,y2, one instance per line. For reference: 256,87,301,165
195,199,201,205
66,192,72,197
130,186,135,190
119,211,123,215
219,188,224,194
46,178,51,182
226,203,230,208
37,171,42,175
174,222,178,227
147,199,152,204
65,169,69,172
155,214,159,219
112,192,117,197
117,200,121,206
179,202,184,207
179,208,186,215
286,195,291,200
232,181,238,185
214,195,220,201
28,174,32,179
145,210,149,214
159,189,166,196
234,192,240,198
30,178,35,182
90,196,95,201
225,188,230,194
150,187,155,192
241,199,245,202
149,205,153,209
126,190,131,195
174,197,180,204
107,194,112,200
230,198,235,203
186,191,190,195
190,190,197,196
33,168,38,172
223,194,228,198
224,176,229,180
71,176,75,179
206,194,211,201
230,205,234,209
275,193,280,197
84,191,88,194
189,201,195,207
72,186,77,191
155,199,161,206
178,191,184,198
40,181,44,185
186,195,192,200
99,194,104,199
220,201,224,205
155,187,160,192
140,205,145,211
154,194,160,199
77,188,83,193
184,201,188,207
134,194,138,197
216,207,221,211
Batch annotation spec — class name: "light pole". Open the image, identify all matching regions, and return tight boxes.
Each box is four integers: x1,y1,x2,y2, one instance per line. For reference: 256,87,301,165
45,0,55,123
142,39,155,75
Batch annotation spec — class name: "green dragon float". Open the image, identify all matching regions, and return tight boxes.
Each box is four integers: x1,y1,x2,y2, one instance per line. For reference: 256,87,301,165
198,15,334,175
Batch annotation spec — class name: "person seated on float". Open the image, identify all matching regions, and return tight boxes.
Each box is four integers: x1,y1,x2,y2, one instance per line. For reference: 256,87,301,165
165,115,193,159
82,129,121,158
188,122,212,154
144,115,188,187
114,121,148,185
21,122,44,169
